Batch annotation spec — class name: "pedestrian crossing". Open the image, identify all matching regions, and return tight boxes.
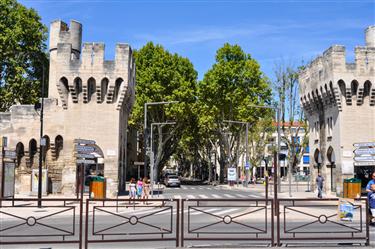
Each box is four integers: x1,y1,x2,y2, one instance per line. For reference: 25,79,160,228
157,193,261,199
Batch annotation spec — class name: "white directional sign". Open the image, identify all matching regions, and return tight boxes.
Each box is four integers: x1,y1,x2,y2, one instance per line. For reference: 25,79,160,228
74,139,96,145
227,168,237,181
75,145,95,153
354,156,375,161
353,142,375,147
354,161,375,166
76,159,96,164
354,148,375,155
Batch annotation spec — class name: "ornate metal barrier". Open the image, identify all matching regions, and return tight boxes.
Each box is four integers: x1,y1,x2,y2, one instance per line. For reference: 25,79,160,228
84,198,179,249
276,198,370,246
0,198,83,248
181,198,274,247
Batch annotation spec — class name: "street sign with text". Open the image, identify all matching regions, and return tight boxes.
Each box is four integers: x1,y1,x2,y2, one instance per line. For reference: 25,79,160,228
4,150,16,159
354,148,375,155
75,145,95,153
76,153,95,159
353,142,375,147
74,139,96,145
354,161,375,166
76,159,96,164
354,156,375,161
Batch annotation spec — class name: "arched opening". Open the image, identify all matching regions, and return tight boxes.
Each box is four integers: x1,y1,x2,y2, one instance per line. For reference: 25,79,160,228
313,149,322,174
58,77,69,103
55,135,63,160
87,77,96,102
113,78,123,103
101,78,109,103
74,77,83,102
363,80,372,101
338,80,346,96
42,135,50,163
16,142,25,167
351,80,359,97
29,139,38,167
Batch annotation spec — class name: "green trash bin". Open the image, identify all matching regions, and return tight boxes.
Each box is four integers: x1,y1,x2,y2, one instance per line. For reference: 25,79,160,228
89,176,106,199
343,178,361,198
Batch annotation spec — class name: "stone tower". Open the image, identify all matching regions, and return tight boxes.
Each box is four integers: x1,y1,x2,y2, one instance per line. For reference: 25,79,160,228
0,20,135,196
298,26,375,196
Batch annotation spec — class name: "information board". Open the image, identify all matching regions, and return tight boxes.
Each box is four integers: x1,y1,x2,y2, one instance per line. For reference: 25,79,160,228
3,162,15,197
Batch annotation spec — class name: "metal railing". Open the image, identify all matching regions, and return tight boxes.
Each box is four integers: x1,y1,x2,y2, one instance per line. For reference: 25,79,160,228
84,198,180,248
276,198,370,246
181,198,274,247
0,198,83,248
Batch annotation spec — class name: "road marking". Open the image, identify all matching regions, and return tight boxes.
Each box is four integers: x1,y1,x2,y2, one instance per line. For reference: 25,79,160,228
187,194,195,199
235,194,246,198
181,186,187,189
248,194,259,198
190,208,219,215
212,208,238,215
190,187,196,190
174,195,182,199
199,194,209,198
211,194,221,198
206,187,212,190
223,194,235,198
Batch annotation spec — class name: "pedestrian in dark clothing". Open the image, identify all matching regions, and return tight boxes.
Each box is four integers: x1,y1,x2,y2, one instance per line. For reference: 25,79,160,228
368,184,375,226
316,173,324,198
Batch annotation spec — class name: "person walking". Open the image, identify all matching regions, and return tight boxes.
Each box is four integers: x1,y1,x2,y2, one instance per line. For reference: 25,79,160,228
366,171,375,226
143,177,150,204
136,178,143,199
316,172,324,198
129,178,136,204
366,171,375,193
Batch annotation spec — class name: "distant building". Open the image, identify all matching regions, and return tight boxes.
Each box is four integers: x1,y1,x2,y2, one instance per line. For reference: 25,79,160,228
0,20,135,196
298,26,375,195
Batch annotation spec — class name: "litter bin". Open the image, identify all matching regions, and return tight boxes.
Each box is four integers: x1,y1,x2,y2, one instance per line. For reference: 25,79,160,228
89,176,106,199
343,178,361,198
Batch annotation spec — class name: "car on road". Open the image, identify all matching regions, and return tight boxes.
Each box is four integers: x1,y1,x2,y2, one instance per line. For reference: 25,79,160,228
164,174,181,187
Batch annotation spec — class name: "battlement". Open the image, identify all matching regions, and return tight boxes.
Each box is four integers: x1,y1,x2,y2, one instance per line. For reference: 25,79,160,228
50,20,82,56
299,26,375,113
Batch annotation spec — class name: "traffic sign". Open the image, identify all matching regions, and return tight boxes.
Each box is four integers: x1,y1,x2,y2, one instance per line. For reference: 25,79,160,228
354,156,375,162
353,142,375,148
354,148,375,155
354,161,375,166
245,161,250,170
75,145,95,153
74,139,96,145
76,153,95,159
76,159,96,164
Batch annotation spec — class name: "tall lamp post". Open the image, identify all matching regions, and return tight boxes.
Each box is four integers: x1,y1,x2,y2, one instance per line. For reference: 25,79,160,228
143,101,178,177
150,122,176,197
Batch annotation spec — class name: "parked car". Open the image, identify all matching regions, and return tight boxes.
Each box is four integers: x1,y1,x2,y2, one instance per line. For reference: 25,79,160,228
164,174,181,187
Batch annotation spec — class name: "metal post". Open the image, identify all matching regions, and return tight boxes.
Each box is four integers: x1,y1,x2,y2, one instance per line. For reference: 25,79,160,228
245,123,249,187
276,107,281,193
150,123,154,198
144,103,148,177
37,65,45,208
273,151,278,216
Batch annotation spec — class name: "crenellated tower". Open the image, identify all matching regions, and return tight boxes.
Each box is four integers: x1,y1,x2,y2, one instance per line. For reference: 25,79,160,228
298,26,375,196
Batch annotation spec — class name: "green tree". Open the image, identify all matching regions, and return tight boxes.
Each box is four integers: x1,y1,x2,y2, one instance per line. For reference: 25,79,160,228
0,0,48,111
130,42,198,180
198,43,272,183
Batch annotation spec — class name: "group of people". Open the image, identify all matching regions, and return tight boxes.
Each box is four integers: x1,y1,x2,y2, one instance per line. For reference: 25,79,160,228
316,171,375,226
129,177,150,203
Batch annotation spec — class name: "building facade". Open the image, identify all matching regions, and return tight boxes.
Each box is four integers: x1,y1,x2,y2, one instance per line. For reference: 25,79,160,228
298,26,375,195
0,20,135,196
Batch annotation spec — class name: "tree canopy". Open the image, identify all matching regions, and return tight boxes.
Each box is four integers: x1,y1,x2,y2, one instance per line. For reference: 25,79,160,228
130,42,198,179
197,43,273,182
0,0,48,111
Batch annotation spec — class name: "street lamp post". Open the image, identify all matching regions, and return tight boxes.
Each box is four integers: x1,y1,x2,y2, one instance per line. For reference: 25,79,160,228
37,65,45,208
150,122,176,197
143,101,178,177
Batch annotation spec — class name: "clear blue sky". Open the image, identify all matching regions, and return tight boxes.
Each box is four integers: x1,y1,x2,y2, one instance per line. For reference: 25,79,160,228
21,0,375,80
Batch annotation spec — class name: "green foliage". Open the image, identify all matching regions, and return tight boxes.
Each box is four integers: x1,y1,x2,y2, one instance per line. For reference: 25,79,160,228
0,0,48,111
197,43,273,182
130,42,198,174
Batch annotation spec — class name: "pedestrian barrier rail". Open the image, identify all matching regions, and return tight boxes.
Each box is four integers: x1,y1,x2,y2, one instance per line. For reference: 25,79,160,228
0,198,83,248
0,197,371,248
181,198,274,247
276,198,370,246
84,198,179,249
